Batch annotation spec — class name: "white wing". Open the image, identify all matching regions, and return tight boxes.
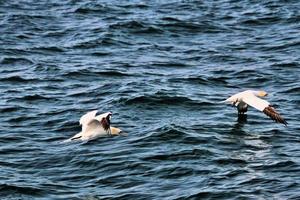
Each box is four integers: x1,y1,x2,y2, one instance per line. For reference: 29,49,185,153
79,110,98,132
242,94,269,111
85,119,103,133
63,119,105,143
224,90,252,104
81,119,108,141
244,94,287,125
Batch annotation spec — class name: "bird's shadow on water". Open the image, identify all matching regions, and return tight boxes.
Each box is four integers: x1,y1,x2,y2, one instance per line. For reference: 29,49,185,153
237,114,247,124
230,114,248,135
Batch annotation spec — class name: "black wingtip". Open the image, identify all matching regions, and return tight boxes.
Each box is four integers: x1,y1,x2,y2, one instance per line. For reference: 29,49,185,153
263,106,287,126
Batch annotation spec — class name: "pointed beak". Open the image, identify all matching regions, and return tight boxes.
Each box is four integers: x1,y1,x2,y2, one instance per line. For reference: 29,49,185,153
119,131,128,136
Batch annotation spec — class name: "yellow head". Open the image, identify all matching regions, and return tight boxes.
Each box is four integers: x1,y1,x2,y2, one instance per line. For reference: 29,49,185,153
257,90,268,97
110,127,127,136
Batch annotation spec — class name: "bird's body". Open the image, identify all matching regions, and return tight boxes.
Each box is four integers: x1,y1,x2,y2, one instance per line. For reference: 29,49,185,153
224,90,287,125
64,111,123,142
237,101,248,114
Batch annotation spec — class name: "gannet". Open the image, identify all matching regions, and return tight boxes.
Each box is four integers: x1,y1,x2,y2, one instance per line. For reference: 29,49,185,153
224,90,287,125
64,110,124,142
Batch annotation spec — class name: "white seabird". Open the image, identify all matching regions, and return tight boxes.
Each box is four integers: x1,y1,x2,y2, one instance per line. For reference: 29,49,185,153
224,90,287,125
64,110,124,142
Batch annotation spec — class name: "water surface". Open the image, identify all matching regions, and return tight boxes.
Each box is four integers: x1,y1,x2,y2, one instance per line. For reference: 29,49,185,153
1,0,300,199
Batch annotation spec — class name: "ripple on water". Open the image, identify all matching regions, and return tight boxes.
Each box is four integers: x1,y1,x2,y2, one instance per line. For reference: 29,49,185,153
0,0,299,199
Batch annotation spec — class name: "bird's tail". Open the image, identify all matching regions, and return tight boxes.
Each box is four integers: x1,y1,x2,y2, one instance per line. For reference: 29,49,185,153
219,99,231,104
60,138,72,144
60,132,82,144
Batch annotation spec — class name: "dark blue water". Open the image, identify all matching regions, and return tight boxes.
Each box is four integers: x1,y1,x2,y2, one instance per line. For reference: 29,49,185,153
1,0,300,199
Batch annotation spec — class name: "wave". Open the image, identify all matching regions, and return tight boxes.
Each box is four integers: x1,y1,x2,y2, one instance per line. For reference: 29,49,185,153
91,52,112,56
0,136,27,144
33,63,61,72
262,40,300,51
66,86,111,98
214,157,248,165
74,3,116,14
0,75,38,83
240,16,282,26
0,146,43,154
120,93,213,107
110,20,145,29
6,94,55,103
131,125,214,147
0,106,20,112
70,37,132,48
251,160,296,171
233,69,257,76
22,94,51,101
169,76,230,86
7,115,38,123
62,69,132,78
54,121,80,133
117,3,148,9
152,61,188,67
158,20,227,33
30,46,65,53
109,21,163,34
285,87,300,93
142,148,213,162
0,184,43,196
238,177,280,187
183,190,241,199
145,165,196,180
271,62,298,69
1,57,34,65
161,17,182,22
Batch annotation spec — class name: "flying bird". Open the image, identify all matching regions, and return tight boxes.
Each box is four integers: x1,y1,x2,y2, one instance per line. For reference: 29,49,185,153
64,110,124,142
224,90,287,126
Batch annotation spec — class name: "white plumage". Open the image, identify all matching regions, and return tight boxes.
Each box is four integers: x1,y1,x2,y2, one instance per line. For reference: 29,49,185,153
225,90,287,125
64,110,123,142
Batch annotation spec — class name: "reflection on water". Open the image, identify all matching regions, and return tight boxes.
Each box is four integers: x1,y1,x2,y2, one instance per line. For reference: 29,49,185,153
237,114,248,124
0,0,299,199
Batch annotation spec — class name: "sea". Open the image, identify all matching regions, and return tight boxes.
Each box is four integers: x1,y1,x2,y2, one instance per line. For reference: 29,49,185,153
0,0,299,199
